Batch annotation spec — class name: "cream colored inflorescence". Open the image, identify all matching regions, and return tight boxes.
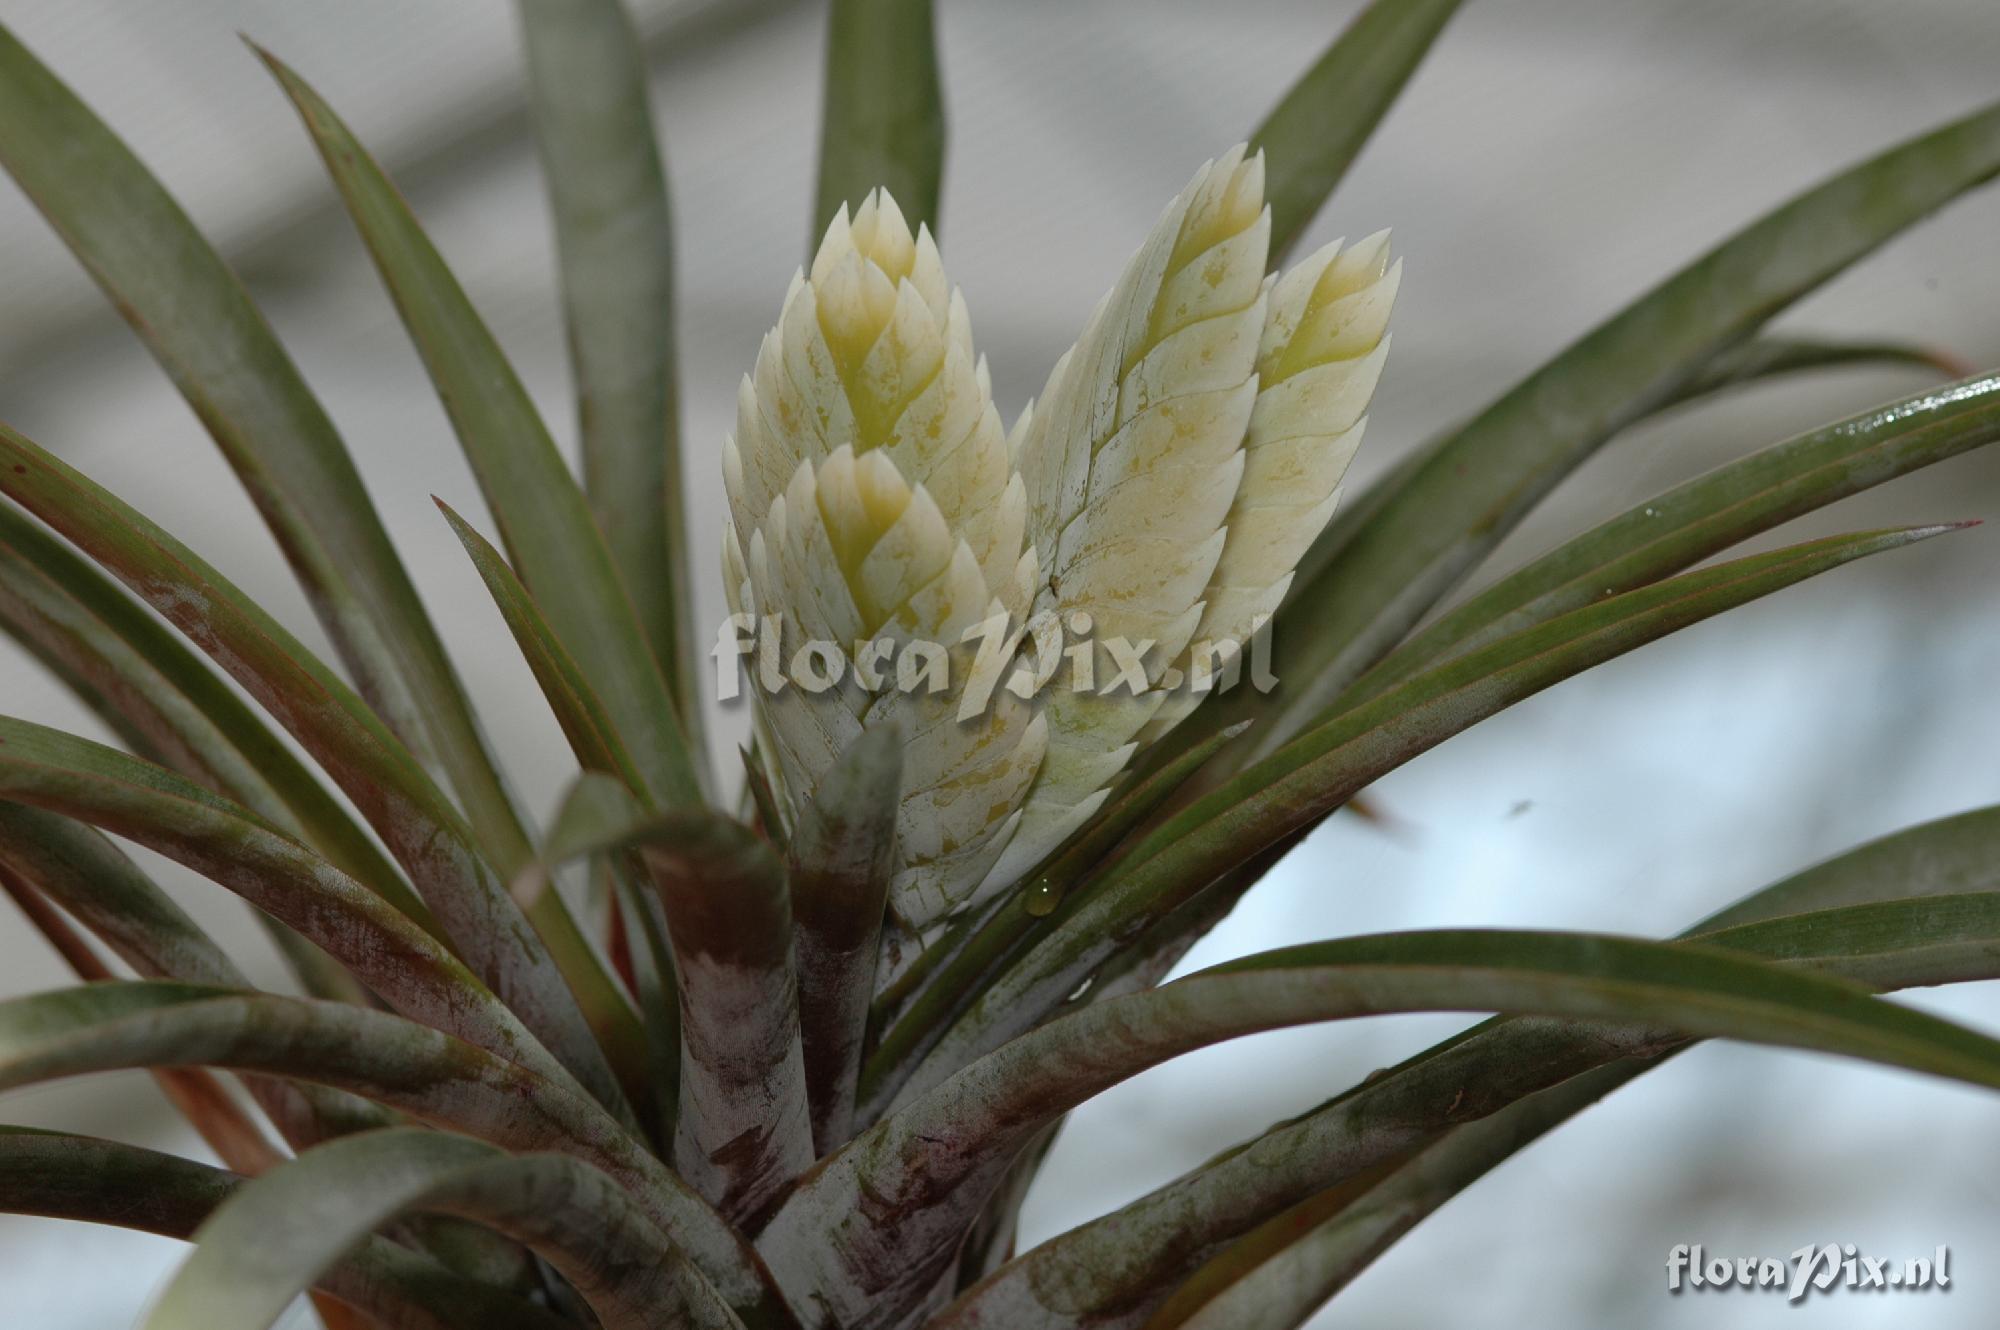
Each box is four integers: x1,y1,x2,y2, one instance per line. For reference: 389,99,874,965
725,158,1398,928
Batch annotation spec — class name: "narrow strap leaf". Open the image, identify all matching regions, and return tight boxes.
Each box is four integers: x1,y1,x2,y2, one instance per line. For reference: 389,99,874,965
443,502,649,796
789,725,902,1153
0,719,577,1097
0,500,424,931
0,1128,571,1330
1151,804,2000,1327
1345,370,2000,704
517,0,710,777
0,804,391,1142
1697,802,2000,931
0,982,787,1326
1203,94,2000,762
905,526,1963,1103
149,1128,743,1330
0,423,626,1117
1668,334,1969,408
0,22,527,865
257,47,702,812
815,0,945,241
789,922,2000,1328
439,502,657,1106
1251,0,1464,262
0,860,287,1173
934,902,2000,1330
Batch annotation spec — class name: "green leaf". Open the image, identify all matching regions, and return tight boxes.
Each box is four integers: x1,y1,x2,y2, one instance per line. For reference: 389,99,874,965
740,744,791,855
796,922,2000,1329
789,725,902,1152
1696,802,2000,931
1346,370,2000,705
258,47,702,814
815,0,945,240
0,802,264,991
1209,94,2000,761
1250,0,1464,263
1153,805,2000,1327
442,502,648,797
0,423,626,1118
907,525,1963,1103
517,0,708,770
0,21,527,870
642,811,813,1226
0,802,393,1150
0,981,782,1325
150,1127,742,1330
0,501,422,931
950,900,2000,1330
0,718,573,1095
0,862,296,1172
438,502,658,1113
0,1127,571,1330
1667,334,1969,409
0,513,385,1005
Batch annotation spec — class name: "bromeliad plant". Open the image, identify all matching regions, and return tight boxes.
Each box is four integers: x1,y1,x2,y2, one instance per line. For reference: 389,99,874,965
3,2,2000,1327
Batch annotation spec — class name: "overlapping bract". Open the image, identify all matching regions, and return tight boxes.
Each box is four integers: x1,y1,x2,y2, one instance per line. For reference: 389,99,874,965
724,193,1042,927
1138,229,1400,745
987,146,1277,886
726,160,1396,923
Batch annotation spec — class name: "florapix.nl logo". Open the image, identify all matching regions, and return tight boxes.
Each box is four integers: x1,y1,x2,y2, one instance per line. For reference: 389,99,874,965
712,609,1279,718
1668,1243,1951,1303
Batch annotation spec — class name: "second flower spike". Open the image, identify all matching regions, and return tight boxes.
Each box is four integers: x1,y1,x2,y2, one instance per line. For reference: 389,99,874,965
985,146,1276,888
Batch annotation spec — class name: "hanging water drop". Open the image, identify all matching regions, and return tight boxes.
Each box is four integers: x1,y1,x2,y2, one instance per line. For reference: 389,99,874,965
1022,878,1061,917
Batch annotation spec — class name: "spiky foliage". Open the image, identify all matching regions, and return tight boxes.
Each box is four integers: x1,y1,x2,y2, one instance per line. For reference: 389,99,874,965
2,4,2000,1330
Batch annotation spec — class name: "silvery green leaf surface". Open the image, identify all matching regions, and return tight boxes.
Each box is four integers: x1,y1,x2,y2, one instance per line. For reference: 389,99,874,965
815,0,944,241
517,0,708,772
0,20,525,866
0,1127,571,1330
0,980,783,1326
149,1128,741,1330
0,421,626,1118
1149,806,2000,1328
259,48,702,815
808,921,2000,1330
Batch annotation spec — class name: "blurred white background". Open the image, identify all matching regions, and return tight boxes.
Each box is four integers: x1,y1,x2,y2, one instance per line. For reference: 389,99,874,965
3,1,1999,1326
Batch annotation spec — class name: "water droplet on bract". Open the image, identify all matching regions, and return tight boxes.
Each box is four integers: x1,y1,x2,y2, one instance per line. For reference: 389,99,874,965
1023,878,1060,917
